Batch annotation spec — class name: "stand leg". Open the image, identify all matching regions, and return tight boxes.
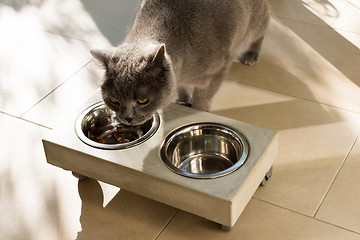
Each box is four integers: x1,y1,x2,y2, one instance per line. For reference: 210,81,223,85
220,224,232,232
260,166,273,186
72,171,88,181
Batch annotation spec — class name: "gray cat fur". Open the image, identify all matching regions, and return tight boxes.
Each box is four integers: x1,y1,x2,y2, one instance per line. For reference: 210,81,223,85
91,0,270,125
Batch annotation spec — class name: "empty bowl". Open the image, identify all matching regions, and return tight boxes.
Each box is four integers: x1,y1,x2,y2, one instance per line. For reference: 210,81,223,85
75,102,160,150
160,123,249,179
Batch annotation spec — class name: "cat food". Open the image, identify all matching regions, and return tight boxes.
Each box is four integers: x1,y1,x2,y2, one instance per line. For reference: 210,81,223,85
88,125,142,145
112,132,122,143
112,131,133,144
111,127,138,144
92,136,106,144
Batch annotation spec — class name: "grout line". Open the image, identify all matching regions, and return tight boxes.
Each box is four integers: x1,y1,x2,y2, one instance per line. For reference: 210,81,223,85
252,197,316,219
154,209,179,240
42,29,112,48
0,110,20,119
252,197,360,235
274,15,334,30
19,118,53,130
331,26,360,35
229,80,360,115
0,12,109,48
275,15,360,49
314,217,360,236
0,111,52,130
314,132,360,217
19,61,91,118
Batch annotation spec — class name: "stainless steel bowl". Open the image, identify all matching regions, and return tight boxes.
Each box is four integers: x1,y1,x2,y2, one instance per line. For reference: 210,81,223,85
160,123,249,179
75,102,160,150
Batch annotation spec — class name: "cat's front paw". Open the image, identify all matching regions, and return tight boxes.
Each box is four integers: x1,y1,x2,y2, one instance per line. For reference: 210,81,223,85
239,51,259,66
174,99,192,107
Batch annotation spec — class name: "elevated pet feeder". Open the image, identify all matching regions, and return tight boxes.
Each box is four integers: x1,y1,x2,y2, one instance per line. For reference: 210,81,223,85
42,90,278,231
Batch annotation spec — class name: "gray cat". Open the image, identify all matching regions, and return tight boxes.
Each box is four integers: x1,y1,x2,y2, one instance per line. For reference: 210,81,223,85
91,0,270,125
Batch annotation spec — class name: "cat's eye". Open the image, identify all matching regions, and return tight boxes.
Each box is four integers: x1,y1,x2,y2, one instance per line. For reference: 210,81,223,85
110,98,119,105
137,98,149,105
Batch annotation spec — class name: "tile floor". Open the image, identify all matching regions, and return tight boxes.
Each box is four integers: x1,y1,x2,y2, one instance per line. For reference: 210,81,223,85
1,0,359,239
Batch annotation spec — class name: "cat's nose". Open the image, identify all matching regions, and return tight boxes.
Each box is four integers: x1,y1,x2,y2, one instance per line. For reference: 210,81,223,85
124,117,134,123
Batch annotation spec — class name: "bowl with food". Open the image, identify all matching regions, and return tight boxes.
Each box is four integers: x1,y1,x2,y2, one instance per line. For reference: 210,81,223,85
75,102,160,150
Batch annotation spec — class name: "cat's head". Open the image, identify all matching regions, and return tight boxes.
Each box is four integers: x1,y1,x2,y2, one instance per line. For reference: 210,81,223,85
90,43,176,125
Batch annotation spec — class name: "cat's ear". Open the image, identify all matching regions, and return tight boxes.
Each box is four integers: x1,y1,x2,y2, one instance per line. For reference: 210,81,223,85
148,44,166,78
90,49,111,69
151,44,166,65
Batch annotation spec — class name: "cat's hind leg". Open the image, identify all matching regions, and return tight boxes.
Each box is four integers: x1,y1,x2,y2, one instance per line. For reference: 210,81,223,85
238,36,264,66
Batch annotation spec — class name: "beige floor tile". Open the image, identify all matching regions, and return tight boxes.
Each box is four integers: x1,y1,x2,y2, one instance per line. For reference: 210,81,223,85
157,199,360,240
211,80,294,114
0,22,94,117
2,0,360,239
0,113,81,239
268,0,346,26
278,17,360,96
76,179,177,240
78,0,141,46
335,29,360,49
0,0,140,47
0,113,176,240
331,0,360,33
212,80,360,216
22,62,102,129
228,17,360,112
0,0,111,47
315,135,360,233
